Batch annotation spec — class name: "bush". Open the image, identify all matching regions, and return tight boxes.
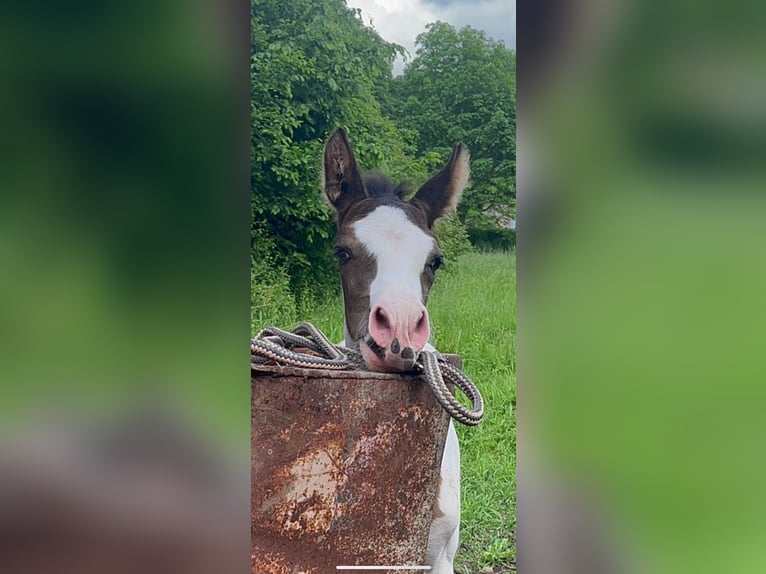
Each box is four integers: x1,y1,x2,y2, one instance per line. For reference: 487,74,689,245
251,221,299,333
467,227,516,251
251,255,297,335
434,215,474,273
251,0,407,306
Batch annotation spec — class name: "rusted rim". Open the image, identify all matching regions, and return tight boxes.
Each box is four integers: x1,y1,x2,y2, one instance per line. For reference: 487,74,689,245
251,363,413,380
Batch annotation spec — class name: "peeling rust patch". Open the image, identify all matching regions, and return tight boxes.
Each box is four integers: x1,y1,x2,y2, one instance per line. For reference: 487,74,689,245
252,366,452,573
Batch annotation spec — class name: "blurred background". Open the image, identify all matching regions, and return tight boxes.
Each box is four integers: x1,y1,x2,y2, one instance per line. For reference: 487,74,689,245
4,0,765,572
0,1,250,572
518,0,766,573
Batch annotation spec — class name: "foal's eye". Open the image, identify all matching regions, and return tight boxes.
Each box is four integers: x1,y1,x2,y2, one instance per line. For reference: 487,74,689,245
334,248,351,265
429,255,444,272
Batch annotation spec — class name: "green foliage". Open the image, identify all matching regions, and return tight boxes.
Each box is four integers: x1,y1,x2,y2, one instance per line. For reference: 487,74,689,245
251,220,297,332
251,258,296,333
433,215,474,273
251,0,408,300
468,226,516,251
480,536,515,567
390,22,516,229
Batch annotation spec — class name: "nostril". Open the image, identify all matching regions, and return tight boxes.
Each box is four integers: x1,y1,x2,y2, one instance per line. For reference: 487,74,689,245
375,307,391,331
370,306,393,344
415,310,427,334
409,308,430,350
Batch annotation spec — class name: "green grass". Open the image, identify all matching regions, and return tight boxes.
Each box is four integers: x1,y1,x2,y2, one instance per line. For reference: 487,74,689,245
429,252,516,574
253,251,516,573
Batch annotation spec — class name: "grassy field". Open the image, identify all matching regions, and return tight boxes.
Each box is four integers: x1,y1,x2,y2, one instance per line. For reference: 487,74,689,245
253,251,516,573
431,252,516,573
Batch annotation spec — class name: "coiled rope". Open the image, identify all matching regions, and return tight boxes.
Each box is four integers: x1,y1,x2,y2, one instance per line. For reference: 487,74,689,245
251,322,484,426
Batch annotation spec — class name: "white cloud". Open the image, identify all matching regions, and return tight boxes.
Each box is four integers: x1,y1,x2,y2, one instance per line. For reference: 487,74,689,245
441,0,516,49
347,0,515,75
346,0,438,73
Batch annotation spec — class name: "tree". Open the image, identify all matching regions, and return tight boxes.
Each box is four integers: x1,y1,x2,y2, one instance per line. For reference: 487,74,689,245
251,0,408,300
389,22,516,228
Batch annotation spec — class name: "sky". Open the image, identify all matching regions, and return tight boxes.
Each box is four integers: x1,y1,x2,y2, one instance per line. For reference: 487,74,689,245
345,0,516,74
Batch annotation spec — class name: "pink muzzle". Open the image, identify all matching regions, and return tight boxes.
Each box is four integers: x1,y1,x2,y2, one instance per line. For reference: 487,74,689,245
362,303,430,372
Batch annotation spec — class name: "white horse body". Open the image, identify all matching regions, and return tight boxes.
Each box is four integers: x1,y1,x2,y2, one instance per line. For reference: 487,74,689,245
423,341,461,573
427,420,461,573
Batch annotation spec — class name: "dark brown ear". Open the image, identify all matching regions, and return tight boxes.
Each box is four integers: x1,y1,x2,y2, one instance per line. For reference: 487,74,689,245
410,143,470,228
322,128,366,214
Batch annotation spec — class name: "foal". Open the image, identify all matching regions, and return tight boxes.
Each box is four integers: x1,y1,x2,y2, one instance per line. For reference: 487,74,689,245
322,128,470,573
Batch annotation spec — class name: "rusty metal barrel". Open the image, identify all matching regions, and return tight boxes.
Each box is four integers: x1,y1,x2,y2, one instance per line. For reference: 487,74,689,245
251,359,459,573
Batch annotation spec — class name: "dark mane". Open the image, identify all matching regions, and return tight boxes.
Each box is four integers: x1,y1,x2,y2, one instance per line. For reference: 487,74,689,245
362,170,411,200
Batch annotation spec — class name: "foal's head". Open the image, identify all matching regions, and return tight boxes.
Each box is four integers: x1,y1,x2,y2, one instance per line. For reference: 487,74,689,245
322,128,470,372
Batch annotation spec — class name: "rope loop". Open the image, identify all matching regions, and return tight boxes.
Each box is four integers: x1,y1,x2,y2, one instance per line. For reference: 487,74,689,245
251,322,353,370
414,352,485,426
251,323,484,426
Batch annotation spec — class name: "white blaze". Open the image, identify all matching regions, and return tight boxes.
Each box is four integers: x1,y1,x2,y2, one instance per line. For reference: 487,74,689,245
353,205,434,314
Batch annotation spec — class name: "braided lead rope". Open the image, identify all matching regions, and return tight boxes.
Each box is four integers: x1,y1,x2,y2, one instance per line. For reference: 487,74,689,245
415,351,484,426
251,323,351,370
251,323,484,426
